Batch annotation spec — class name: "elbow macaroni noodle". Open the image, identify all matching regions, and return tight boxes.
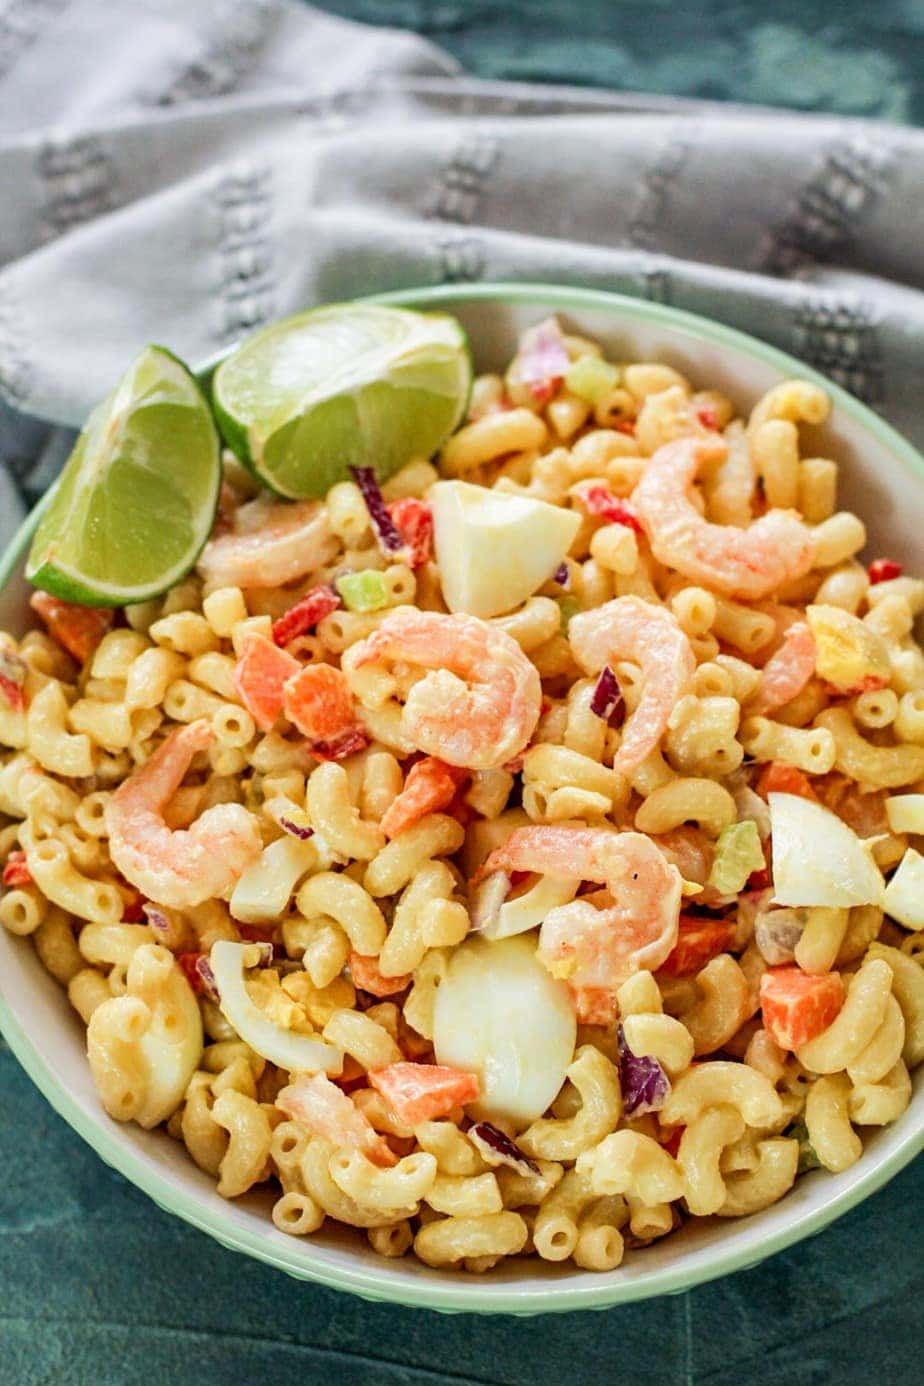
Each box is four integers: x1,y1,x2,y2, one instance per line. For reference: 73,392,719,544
2,323,922,1275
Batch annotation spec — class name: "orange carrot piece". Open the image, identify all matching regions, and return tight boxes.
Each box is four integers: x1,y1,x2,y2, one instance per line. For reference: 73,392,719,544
349,951,411,998
368,1062,480,1126
283,663,355,740
759,966,845,1051
232,633,299,730
29,591,113,664
659,915,736,978
756,761,818,802
380,757,467,840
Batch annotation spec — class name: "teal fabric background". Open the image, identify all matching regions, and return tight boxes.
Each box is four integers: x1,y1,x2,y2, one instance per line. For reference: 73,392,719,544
3,2,924,1381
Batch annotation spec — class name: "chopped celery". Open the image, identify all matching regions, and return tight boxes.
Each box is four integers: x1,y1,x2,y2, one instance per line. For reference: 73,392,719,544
787,1119,822,1173
707,819,765,895
564,354,620,404
555,595,581,632
336,570,389,612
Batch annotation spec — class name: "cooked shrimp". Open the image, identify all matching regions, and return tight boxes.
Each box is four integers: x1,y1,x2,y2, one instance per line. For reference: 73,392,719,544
105,721,261,908
652,825,715,891
569,596,695,775
750,620,816,715
347,608,541,770
483,825,682,1024
277,1073,397,1167
197,493,336,590
633,435,815,600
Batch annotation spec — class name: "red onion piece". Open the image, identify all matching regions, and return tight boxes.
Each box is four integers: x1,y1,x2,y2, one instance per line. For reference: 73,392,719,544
553,561,569,588
142,904,172,939
195,954,220,1002
590,665,625,726
618,1026,670,1116
516,317,569,387
469,1121,540,1176
470,870,511,932
279,816,315,841
350,465,404,555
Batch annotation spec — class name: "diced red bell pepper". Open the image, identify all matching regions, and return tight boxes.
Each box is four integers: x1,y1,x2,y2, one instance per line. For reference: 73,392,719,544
2,850,32,887
368,1062,481,1126
659,915,736,977
349,951,411,998
695,404,719,430
576,483,644,533
614,419,636,436
29,591,113,664
385,498,434,569
0,674,23,712
380,756,467,840
271,585,341,647
759,966,845,1051
756,761,818,802
232,633,300,731
867,558,903,585
0,648,27,712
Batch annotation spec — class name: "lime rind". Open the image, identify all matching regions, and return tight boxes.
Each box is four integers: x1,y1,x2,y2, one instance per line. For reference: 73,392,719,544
213,304,472,499
26,346,221,607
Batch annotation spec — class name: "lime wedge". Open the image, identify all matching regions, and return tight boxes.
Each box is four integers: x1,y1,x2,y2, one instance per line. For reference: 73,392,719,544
27,347,221,607
212,304,472,498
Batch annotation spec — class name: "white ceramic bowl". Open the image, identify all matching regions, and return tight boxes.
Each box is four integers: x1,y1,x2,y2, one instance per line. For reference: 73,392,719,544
1,284,922,1314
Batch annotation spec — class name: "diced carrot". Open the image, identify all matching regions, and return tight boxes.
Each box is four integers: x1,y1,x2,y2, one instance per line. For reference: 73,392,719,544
615,419,636,436
368,1062,480,1126
232,632,299,730
2,850,32,887
659,915,736,977
349,951,411,998
29,591,113,664
759,966,845,1051
385,498,434,569
380,756,467,840
282,663,368,766
271,585,341,647
756,761,818,802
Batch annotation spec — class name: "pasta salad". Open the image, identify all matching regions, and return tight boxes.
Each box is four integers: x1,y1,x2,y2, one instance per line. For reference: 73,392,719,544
2,311,923,1277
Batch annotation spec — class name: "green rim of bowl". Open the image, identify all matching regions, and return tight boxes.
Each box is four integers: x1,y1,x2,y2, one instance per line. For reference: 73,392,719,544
1,283,923,1315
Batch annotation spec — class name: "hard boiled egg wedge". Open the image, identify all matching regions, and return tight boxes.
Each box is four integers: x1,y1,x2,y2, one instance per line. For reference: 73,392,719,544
432,933,576,1128
429,480,580,618
883,848,924,929
769,791,885,908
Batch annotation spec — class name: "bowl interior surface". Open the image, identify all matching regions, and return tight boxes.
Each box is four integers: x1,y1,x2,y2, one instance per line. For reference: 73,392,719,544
1,283,922,1315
